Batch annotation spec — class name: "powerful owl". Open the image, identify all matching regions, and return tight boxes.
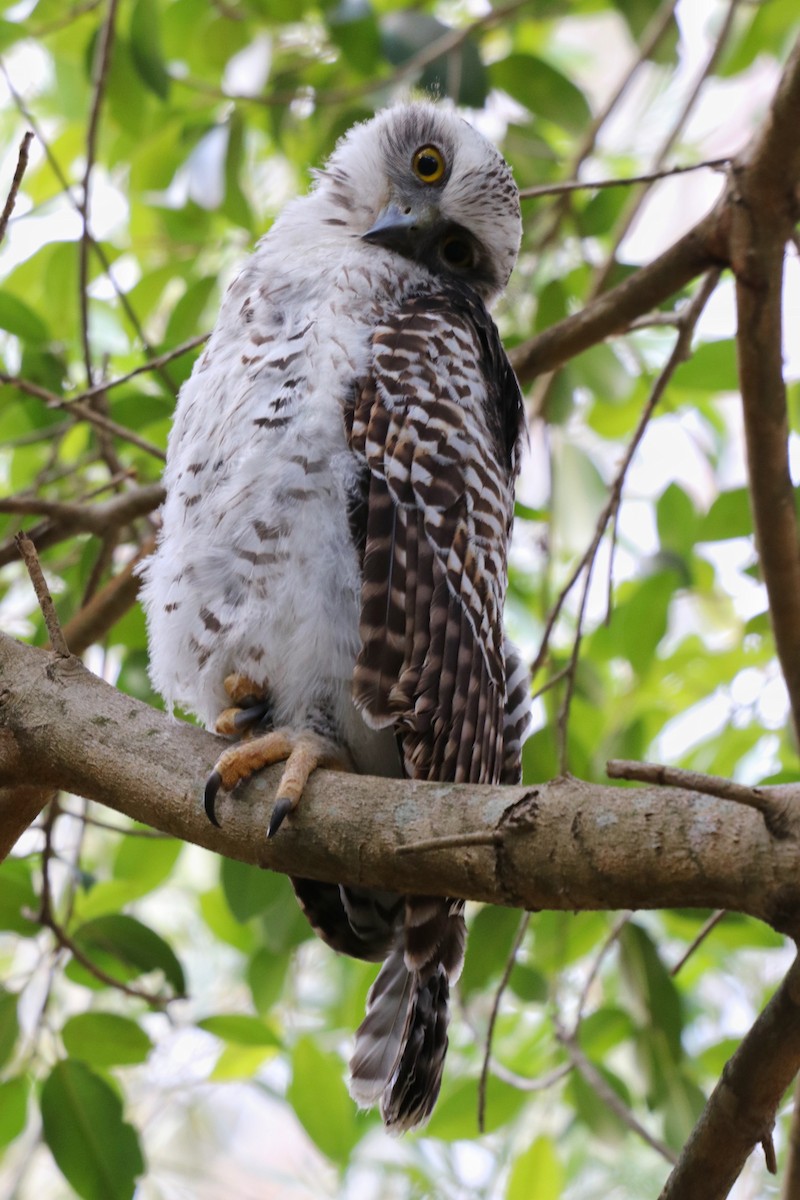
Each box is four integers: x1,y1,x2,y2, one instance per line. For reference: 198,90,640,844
140,102,530,1131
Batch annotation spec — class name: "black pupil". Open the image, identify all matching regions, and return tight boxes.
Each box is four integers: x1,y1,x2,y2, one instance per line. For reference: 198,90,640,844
417,153,439,177
443,238,470,265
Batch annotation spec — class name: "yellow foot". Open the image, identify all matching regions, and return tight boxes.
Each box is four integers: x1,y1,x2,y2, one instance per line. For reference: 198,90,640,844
204,728,350,837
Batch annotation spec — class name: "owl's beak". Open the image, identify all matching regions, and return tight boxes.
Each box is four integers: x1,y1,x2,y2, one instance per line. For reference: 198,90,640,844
362,202,438,252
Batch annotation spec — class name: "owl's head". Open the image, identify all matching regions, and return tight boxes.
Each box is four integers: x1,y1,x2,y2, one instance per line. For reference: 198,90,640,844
315,102,522,303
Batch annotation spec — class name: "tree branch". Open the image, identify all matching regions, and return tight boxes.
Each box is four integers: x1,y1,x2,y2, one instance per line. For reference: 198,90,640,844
3,634,800,938
510,31,800,387
729,34,800,740
659,955,800,1200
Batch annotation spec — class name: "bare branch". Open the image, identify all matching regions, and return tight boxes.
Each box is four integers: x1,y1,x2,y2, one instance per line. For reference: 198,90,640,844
556,1019,677,1164
478,910,530,1131
519,158,730,200
730,34,800,741
0,484,164,534
60,537,154,655
0,130,33,244
78,0,119,386
68,333,210,405
531,271,720,694
14,534,70,658
4,634,800,937
670,910,726,977
0,373,167,462
607,759,792,836
659,955,800,1200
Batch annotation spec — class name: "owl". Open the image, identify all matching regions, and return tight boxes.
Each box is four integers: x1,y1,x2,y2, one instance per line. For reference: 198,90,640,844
140,102,530,1131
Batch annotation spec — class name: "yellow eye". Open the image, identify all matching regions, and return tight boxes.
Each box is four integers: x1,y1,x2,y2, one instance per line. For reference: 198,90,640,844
412,145,446,184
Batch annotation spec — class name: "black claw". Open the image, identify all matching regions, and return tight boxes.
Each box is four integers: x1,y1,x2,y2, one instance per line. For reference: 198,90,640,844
233,702,272,732
268,796,293,839
204,770,223,827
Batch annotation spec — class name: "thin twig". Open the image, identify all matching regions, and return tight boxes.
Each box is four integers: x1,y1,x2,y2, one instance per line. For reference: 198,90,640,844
535,270,721,750
0,130,33,244
574,911,633,1030
78,0,120,387
67,333,210,405
62,807,170,838
396,830,501,855
0,60,176,396
607,759,793,835
530,0,680,260
671,910,726,977
556,1019,678,1164
15,532,71,657
488,1060,572,1093
0,373,166,460
590,0,742,297
519,158,730,200
478,910,530,1132
60,536,155,655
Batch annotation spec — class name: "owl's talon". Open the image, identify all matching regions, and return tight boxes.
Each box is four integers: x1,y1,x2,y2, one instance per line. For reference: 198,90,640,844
204,770,223,827
268,796,294,839
233,702,272,732
205,728,351,838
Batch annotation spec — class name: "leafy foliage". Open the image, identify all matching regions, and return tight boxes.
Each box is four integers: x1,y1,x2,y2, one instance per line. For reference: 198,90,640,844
0,0,799,1197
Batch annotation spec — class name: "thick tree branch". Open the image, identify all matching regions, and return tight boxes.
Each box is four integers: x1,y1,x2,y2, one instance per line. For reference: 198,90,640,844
659,955,800,1200
3,633,800,938
729,35,800,740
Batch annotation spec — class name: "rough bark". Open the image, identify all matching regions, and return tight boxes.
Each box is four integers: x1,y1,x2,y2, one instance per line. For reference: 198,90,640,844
4,633,800,940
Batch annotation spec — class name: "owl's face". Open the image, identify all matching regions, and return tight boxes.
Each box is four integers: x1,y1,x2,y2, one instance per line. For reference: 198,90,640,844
318,103,522,303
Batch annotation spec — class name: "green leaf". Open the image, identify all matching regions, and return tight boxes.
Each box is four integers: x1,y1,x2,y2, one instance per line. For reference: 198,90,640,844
62,1013,153,1067
211,1042,278,1081
69,915,185,996
200,885,257,953
491,55,591,133
657,484,697,557
221,857,283,923
163,277,217,345
330,0,381,72
697,488,753,541
41,1060,144,1200
380,12,487,107
0,1077,28,1147
0,988,20,1071
0,858,39,935
112,833,182,890
223,111,254,231
198,1014,280,1046
426,1073,527,1139
508,962,548,1003
578,1007,636,1058
288,1036,361,1164
460,907,527,998
619,924,683,1061
0,291,50,342
130,0,171,99
506,1135,563,1200
673,339,738,392
248,946,291,1013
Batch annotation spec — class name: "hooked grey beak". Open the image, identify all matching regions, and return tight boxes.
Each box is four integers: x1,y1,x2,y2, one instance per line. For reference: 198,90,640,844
362,202,438,252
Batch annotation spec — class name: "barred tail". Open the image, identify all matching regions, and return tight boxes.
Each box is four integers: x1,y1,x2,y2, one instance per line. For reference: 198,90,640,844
348,896,465,1132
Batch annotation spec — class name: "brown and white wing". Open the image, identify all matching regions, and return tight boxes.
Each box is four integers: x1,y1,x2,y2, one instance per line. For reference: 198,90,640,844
346,283,525,787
